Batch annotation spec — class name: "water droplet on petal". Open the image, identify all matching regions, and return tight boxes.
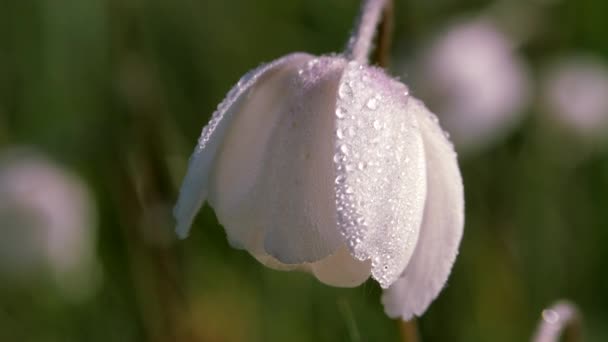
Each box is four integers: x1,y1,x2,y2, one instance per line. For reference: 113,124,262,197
366,96,379,110
336,107,347,119
340,144,350,155
429,113,439,124
338,83,353,99
336,128,344,139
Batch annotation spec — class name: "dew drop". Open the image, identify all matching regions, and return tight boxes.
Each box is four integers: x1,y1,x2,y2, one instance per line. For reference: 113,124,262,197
357,161,367,170
347,126,356,137
373,120,382,130
340,144,350,155
333,153,345,163
335,107,347,119
429,113,439,124
338,83,353,99
336,128,344,139
366,96,379,110
335,175,346,184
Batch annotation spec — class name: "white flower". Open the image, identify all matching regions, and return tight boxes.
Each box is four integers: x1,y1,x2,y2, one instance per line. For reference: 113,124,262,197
541,55,608,138
413,18,530,152
0,148,100,300
174,0,464,320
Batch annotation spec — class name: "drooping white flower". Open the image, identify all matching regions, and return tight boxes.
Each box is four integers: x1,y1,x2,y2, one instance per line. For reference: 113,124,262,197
541,55,608,138
413,18,530,153
174,0,464,320
0,148,100,300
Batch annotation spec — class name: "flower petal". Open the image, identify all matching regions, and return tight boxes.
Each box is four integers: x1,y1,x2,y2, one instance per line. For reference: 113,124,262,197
382,98,464,320
253,246,371,288
334,62,427,288
311,246,371,287
173,53,313,239
207,55,350,264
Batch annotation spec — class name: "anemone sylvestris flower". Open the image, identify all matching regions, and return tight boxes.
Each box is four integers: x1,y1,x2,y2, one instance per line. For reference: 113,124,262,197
174,0,464,320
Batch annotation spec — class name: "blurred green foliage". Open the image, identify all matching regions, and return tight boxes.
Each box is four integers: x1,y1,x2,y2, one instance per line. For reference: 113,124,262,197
1,0,608,341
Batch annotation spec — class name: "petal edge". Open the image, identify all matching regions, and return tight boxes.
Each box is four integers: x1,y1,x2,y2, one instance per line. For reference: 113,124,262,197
382,98,464,320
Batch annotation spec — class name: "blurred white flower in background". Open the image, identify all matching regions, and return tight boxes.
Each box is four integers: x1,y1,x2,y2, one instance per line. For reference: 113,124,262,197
412,18,531,153
541,55,608,138
0,148,100,300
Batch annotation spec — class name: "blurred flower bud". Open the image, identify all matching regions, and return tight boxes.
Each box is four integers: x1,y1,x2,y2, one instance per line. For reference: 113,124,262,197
413,19,531,153
0,148,100,300
541,55,608,138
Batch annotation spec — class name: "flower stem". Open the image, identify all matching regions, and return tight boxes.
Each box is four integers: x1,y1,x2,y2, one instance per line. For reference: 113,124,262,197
532,301,582,342
346,0,394,65
399,319,420,342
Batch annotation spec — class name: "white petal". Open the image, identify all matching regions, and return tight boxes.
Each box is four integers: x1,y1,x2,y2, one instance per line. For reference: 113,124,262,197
334,62,427,288
253,253,309,272
207,55,350,264
382,98,464,320
253,246,371,288
173,53,312,238
311,246,371,287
